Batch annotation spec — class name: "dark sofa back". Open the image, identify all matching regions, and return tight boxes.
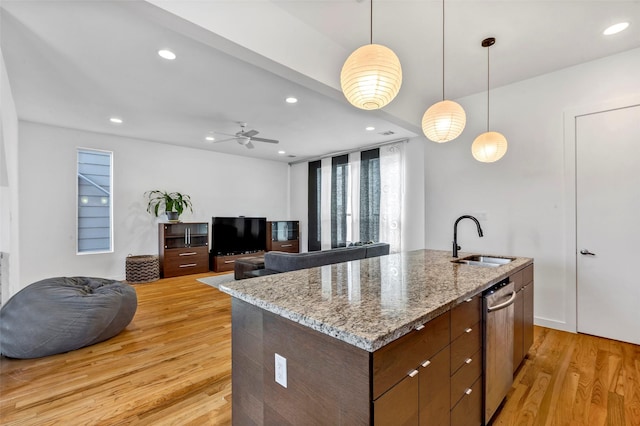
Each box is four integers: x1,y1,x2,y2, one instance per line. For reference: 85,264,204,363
264,243,390,273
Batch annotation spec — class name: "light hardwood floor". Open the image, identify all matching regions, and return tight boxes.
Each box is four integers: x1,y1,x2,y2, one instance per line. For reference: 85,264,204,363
1,274,638,425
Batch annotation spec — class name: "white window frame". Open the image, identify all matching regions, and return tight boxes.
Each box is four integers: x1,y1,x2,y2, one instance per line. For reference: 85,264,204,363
76,148,113,255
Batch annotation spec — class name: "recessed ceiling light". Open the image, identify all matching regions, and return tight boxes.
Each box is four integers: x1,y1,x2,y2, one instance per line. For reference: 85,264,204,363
285,97,298,104
366,126,375,131
603,22,629,35
109,117,123,124
278,150,286,155
205,136,215,142
158,49,176,60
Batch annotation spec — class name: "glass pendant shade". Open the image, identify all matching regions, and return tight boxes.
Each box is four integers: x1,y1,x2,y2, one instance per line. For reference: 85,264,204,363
471,131,508,162
422,100,466,143
340,44,403,110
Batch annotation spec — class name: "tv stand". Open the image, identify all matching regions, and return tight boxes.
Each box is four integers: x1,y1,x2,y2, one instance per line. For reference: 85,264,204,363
210,251,265,273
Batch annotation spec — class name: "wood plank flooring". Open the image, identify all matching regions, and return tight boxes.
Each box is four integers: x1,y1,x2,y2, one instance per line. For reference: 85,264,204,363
1,274,638,425
0,273,233,425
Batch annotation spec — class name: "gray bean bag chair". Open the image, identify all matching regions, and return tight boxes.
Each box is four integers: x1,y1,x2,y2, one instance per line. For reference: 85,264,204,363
0,277,137,359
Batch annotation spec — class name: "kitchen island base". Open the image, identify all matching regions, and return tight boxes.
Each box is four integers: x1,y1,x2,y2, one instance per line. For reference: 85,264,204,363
231,299,370,425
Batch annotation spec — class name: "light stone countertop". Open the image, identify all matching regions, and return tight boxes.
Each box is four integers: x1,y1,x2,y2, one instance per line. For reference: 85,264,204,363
219,249,533,352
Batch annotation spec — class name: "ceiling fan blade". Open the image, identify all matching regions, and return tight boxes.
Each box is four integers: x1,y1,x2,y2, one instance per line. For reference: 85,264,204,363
245,141,255,149
240,129,259,137
251,137,279,144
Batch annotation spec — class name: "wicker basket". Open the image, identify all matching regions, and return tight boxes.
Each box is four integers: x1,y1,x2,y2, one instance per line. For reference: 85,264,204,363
125,255,159,283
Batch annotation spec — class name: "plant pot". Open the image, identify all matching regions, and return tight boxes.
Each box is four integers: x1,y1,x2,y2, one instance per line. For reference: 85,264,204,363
166,212,179,222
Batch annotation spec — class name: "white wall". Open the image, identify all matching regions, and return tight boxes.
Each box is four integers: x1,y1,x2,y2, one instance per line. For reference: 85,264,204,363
0,49,20,306
424,48,640,332
17,122,289,287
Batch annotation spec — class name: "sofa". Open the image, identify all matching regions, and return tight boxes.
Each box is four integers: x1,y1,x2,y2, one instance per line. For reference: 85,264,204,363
239,242,390,278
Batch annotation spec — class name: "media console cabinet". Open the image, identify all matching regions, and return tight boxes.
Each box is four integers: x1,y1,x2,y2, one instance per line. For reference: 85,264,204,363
158,222,209,278
210,251,266,273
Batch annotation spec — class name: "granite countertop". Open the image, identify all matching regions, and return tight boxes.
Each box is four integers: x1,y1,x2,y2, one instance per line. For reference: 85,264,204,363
219,249,533,352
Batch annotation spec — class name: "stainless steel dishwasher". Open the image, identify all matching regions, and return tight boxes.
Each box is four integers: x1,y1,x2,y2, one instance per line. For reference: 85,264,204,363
483,279,516,424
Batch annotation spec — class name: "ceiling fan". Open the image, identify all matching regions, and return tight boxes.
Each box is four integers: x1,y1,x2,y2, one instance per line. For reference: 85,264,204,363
214,122,279,149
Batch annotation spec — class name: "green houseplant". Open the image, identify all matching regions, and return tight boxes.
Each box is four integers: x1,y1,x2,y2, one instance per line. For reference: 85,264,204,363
145,190,193,222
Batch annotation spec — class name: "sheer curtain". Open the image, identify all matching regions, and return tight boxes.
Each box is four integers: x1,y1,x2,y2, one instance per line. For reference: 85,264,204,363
348,151,361,245
379,142,405,253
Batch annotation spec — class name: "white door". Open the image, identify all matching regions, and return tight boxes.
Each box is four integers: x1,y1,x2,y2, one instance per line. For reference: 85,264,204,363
576,104,640,345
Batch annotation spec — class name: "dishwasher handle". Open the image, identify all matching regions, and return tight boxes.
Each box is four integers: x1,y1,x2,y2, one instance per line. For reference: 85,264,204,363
487,290,517,312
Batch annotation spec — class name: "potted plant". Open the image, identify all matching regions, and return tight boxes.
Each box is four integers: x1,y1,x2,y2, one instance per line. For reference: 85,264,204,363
145,190,193,222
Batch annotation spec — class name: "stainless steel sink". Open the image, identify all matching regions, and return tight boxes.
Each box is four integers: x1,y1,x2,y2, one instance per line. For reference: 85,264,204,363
452,255,515,267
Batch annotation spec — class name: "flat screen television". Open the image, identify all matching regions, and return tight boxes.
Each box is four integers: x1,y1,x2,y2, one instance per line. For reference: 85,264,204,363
211,217,266,255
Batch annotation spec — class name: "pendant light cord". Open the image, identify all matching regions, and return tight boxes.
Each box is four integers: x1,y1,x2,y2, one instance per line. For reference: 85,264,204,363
370,0,373,44
442,0,445,101
487,43,490,132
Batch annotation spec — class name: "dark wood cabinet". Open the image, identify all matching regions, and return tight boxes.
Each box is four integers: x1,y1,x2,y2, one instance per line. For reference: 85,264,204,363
513,264,534,372
373,295,483,426
373,311,451,426
449,296,483,425
211,251,265,273
158,222,209,278
266,220,299,253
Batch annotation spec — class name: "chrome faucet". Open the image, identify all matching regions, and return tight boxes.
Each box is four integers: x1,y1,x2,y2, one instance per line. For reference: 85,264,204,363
453,215,484,258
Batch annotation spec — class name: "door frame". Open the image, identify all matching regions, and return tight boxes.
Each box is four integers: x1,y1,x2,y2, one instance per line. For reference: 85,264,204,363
562,94,640,334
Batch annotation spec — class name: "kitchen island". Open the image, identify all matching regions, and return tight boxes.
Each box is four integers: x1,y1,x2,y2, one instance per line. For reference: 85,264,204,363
220,249,533,425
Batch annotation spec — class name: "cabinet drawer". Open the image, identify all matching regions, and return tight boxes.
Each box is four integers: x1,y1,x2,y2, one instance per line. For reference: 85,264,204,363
450,322,481,374
271,240,299,253
451,295,481,340
450,348,482,408
450,377,482,426
214,256,238,272
163,247,209,277
373,373,419,426
419,346,450,426
373,311,450,399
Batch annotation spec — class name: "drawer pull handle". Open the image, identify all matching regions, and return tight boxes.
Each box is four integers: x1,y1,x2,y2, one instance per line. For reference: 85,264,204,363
408,369,419,378
179,252,197,256
465,327,473,333
415,324,425,331
465,358,473,364
179,263,197,268
465,388,473,395
281,244,293,247
224,260,235,264
421,360,431,368
465,298,473,303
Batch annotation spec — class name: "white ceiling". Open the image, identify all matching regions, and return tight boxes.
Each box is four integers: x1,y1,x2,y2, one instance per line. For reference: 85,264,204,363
2,0,639,163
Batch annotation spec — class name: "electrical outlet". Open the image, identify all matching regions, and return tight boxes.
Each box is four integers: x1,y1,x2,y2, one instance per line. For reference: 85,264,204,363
275,353,287,388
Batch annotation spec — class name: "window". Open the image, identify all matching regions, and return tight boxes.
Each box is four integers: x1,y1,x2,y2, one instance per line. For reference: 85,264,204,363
77,149,112,253
308,148,382,251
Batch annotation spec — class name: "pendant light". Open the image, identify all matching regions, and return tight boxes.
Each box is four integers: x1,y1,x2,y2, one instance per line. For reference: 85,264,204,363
472,37,507,162
422,0,466,143
340,0,402,110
